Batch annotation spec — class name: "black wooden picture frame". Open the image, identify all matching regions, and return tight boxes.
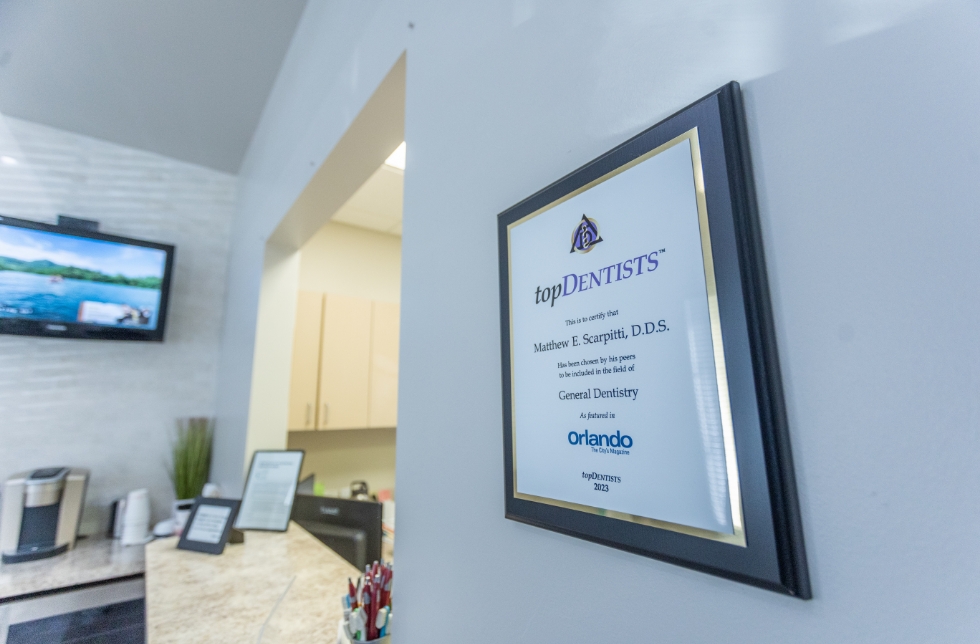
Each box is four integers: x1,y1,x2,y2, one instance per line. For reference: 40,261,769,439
496,82,810,597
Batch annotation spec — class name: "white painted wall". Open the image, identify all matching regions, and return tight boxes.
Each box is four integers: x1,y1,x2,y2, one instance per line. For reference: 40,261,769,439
219,0,980,641
0,115,235,530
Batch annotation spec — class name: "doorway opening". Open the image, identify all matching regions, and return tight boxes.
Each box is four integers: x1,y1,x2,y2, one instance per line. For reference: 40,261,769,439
244,54,405,561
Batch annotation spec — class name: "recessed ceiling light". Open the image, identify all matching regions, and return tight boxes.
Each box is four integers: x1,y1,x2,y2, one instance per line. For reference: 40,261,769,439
0,156,17,166
384,142,406,170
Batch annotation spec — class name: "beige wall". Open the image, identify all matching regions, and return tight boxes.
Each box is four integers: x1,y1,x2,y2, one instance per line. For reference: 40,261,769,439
241,190,402,480
243,222,401,486
241,222,401,480
289,221,401,493
288,428,396,497
243,242,300,469
298,221,401,303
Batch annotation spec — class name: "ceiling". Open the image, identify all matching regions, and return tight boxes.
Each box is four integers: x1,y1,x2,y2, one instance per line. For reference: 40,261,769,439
332,163,404,236
0,0,308,174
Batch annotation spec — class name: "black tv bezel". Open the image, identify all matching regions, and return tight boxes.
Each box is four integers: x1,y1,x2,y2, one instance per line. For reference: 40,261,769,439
0,215,175,342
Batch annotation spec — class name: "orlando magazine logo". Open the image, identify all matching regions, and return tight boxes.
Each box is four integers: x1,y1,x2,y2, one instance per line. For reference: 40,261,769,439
570,214,603,254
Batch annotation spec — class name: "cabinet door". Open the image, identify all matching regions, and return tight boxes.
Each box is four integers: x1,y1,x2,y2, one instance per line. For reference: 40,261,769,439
368,301,400,428
288,291,324,430
318,293,372,429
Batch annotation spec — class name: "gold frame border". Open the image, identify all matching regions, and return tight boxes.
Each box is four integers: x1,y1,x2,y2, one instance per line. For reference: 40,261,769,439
505,128,746,547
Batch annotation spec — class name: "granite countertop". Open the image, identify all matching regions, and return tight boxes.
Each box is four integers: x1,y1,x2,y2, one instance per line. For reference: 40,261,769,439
0,536,145,602
145,521,358,644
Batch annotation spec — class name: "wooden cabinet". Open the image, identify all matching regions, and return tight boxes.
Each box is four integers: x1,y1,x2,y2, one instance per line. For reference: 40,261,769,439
288,291,324,430
369,301,400,428
289,292,400,430
318,294,372,429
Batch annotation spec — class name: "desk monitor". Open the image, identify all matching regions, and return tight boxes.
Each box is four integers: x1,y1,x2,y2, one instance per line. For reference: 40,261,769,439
235,450,304,532
291,494,382,571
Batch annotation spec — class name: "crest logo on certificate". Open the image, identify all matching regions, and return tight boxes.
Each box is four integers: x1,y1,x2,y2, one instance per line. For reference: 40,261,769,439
570,215,603,254
497,83,810,597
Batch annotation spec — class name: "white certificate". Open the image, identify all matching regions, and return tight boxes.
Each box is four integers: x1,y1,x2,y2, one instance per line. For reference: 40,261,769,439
235,451,304,531
507,130,744,543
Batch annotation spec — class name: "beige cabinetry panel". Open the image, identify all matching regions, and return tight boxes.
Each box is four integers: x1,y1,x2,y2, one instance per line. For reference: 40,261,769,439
289,292,400,431
368,301,400,427
288,291,324,430
318,293,372,429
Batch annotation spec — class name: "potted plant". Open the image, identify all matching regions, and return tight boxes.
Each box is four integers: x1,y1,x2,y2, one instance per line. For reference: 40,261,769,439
167,417,214,534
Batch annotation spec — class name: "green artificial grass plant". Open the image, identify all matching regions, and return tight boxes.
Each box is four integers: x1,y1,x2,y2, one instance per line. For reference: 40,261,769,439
168,417,214,500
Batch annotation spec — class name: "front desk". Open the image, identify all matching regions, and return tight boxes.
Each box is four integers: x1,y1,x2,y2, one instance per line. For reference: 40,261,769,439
0,535,146,641
145,521,358,643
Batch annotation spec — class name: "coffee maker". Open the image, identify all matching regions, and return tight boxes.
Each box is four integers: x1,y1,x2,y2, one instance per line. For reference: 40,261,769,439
1,468,89,564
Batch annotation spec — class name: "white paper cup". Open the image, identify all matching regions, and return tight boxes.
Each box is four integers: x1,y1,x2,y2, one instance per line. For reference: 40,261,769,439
121,488,150,545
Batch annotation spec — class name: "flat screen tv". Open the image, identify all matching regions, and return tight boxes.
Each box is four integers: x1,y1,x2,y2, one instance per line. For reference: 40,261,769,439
0,215,174,341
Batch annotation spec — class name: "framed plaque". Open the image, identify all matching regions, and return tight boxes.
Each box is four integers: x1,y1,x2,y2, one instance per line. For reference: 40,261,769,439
497,83,810,597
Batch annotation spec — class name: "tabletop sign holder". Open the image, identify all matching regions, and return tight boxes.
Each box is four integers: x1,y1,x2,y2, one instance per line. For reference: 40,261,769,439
177,498,241,555
234,450,305,532
497,82,810,597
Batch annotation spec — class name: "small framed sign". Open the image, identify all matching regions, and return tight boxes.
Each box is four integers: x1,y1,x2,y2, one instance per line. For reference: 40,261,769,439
177,498,241,555
234,450,305,532
497,83,810,597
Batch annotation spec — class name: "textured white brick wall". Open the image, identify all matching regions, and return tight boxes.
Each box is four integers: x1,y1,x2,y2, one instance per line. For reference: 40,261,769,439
0,115,236,532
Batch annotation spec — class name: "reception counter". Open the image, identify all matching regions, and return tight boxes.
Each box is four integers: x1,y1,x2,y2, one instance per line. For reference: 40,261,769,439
145,521,357,643
0,536,145,641
0,535,144,603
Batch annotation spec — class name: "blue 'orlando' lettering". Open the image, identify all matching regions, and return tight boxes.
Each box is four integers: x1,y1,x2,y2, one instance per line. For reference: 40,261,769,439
567,429,633,449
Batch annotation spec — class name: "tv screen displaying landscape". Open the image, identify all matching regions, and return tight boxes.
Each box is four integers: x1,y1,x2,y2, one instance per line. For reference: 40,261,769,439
0,222,169,332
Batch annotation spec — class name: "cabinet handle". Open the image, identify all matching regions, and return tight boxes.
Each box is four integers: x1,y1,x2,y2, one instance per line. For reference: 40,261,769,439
322,403,329,427
306,403,312,426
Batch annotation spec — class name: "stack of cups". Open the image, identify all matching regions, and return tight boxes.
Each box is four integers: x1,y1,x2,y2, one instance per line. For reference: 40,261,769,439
121,488,151,546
